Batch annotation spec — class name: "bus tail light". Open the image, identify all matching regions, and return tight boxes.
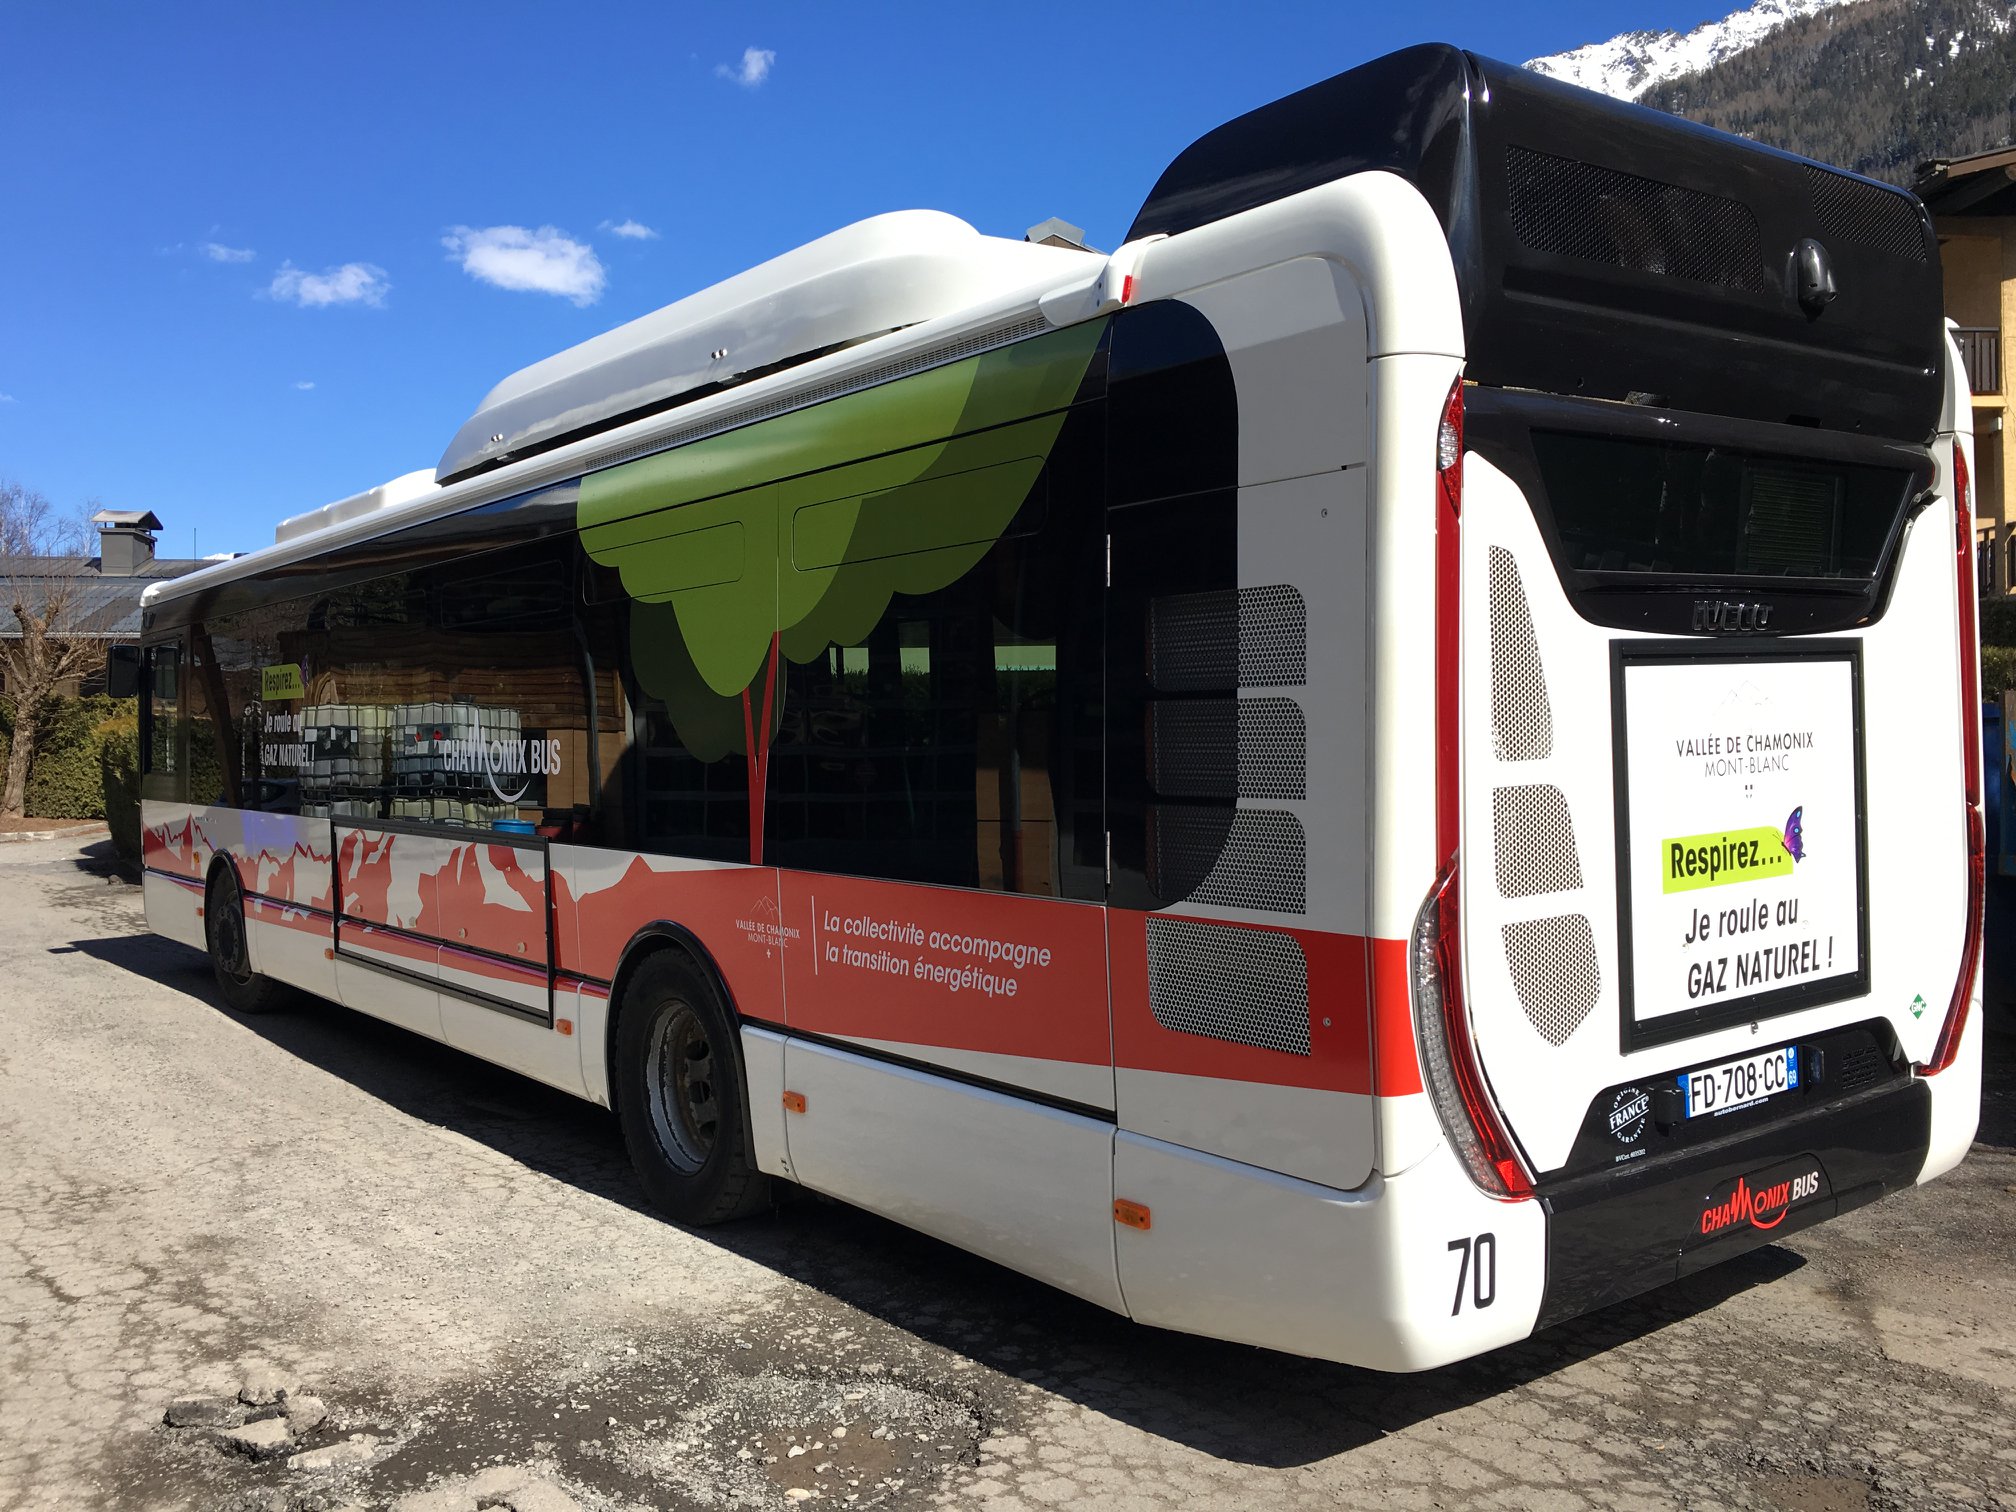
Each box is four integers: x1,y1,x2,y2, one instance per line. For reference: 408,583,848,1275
1419,375,1533,1200
1922,440,1984,1076
1412,865,1534,1199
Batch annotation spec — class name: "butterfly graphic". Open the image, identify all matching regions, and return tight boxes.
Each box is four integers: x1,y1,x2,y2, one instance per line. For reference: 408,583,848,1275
1780,806,1805,863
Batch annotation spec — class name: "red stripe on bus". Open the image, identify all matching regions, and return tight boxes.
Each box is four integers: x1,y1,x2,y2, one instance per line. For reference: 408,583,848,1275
1367,937,1425,1097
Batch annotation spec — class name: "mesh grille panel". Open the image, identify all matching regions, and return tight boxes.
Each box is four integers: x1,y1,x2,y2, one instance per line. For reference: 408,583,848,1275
1151,700,1238,800
1150,807,1306,914
1149,697,1306,801
1803,166,1928,263
1237,698,1307,800
1149,586,1308,691
1502,914,1602,1047
1836,1042,1887,1094
1492,785,1584,899
1488,547,1553,762
1146,917,1311,1056
1506,146,1766,291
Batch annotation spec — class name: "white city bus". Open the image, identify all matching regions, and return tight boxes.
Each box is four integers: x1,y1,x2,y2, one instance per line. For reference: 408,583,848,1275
130,46,1982,1370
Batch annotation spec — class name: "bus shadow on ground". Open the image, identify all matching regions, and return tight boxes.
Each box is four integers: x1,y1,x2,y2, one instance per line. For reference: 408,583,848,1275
69,922,1951,1469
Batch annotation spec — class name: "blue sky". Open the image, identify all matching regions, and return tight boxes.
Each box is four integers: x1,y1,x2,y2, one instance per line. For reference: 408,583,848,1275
3,1,1723,559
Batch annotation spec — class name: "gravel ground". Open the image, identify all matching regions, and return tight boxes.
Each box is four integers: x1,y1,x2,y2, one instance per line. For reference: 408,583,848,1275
1,833,2012,1512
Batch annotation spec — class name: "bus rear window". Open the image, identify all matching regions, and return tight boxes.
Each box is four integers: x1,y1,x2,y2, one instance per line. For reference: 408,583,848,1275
1529,431,1915,581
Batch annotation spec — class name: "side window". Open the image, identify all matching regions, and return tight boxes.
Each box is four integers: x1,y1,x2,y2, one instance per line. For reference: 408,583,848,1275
206,600,312,815
145,643,181,776
766,407,1106,894
573,320,1110,884
297,538,600,835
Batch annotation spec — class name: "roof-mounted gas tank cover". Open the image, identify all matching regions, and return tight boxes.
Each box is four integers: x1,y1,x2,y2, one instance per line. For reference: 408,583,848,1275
274,469,437,545
435,210,1099,485
1128,44,1945,443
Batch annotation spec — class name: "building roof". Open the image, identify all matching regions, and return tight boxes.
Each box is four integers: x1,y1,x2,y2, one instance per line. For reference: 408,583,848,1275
2,556,209,638
1915,146,2016,217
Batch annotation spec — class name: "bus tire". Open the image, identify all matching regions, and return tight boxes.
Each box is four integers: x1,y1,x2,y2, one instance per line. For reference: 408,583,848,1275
615,951,770,1226
204,866,283,1015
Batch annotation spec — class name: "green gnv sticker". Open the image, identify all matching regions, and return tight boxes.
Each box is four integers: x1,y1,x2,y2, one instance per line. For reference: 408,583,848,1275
1662,827,1795,893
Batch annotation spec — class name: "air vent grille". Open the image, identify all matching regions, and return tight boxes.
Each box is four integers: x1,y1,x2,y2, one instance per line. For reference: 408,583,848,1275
1149,585,1308,692
1492,785,1584,899
1835,1042,1888,1094
1502,914,1602,1046
1150,807,1306,914
1146,917,1311,1056
1506,146,1766,292
1150,698,1307,801
1803,166,1928,264
1488,547,1553,762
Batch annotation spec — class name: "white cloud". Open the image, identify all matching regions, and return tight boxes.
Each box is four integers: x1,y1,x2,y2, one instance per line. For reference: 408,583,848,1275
0,393,14,404
202,242,256,263
601,218,660,241
716,47,775,87
442,224,605,306
293,380,316,390
267,261,390,308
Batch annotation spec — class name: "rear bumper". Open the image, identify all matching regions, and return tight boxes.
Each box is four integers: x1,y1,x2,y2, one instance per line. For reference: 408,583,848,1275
1536,1076,1932,1329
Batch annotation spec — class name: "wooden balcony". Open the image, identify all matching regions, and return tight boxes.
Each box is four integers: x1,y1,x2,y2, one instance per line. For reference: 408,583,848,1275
1956,326,2001,396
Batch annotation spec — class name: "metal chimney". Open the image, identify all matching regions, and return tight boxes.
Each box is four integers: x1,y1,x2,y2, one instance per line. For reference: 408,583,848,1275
91,509,163,576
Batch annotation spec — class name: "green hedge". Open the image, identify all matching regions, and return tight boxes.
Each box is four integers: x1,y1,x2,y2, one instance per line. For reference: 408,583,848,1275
1983,646,2016,705
100,719,140,863
21,694,128,819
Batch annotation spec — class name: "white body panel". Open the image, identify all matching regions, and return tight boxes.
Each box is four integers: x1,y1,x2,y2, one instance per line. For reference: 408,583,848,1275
142,871,205,952
780,1038,1125,1314
439,994,583,1098
1112,1132,1544,1372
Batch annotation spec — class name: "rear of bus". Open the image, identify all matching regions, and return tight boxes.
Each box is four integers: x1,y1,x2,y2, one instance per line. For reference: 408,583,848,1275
1131,47,1981,1365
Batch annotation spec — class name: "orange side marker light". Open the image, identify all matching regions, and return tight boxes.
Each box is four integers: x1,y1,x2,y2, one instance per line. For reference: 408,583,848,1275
555,1018,574,1037
1113,1199,1152,1232
782,1091,808,1114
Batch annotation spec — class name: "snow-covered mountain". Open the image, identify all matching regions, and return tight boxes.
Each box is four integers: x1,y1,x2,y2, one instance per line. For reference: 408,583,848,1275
1525,0,1864,100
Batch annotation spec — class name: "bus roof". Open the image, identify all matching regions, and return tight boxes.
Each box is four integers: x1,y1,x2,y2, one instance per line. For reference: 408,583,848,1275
434,210,1093,484
142,212,1100,613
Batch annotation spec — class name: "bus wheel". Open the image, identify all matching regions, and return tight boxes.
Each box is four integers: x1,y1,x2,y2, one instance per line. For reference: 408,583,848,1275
204,867,282,1014
616,951,770,1226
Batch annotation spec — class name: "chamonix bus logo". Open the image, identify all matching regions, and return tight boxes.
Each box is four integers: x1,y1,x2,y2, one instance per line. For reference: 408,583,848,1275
438,734,562,804
1698,1161,1825,1236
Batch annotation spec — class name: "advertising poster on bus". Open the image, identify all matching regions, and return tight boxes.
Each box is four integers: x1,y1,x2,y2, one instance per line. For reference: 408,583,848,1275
1616,646,1867,1048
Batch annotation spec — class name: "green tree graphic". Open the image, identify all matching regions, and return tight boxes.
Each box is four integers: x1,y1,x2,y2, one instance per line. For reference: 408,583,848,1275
579,320,1104,861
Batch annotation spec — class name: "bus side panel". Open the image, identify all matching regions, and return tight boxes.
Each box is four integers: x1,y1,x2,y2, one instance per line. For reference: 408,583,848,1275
1105,255,1381,1193
1364,351,1467,1181
551,844,786,1035
140,798,210,951
774,872,1115,1111
233,809,337,999
780,1037,1125,1315
1112,1131,1543,1372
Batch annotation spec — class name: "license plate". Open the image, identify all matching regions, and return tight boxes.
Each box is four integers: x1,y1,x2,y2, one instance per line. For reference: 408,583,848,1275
1680,1045,1800,1118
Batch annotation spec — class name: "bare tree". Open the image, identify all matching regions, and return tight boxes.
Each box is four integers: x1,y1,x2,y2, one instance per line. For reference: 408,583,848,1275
1,479,104,818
